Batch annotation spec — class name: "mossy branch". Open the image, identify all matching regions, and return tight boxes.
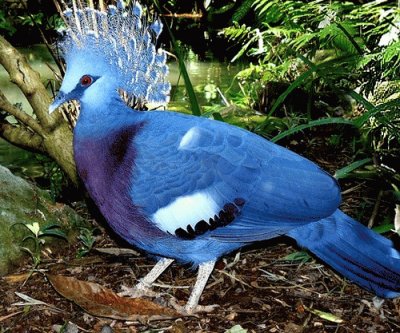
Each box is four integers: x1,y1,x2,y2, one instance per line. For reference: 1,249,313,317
0,35,78,184
0,122,45,153
0,36,62,128
0,90,45,136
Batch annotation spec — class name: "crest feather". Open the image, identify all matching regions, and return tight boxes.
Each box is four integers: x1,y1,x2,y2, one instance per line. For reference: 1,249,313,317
59,1,170,104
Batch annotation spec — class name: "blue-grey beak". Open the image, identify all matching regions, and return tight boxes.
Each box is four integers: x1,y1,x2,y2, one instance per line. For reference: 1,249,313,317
49,91,66,114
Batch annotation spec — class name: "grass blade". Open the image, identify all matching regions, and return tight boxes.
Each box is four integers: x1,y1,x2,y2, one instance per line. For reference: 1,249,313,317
271,117,355,143
268,67,315,118
373,224,394,234
334,157,372,179
352,94,400,128
153,0,201,116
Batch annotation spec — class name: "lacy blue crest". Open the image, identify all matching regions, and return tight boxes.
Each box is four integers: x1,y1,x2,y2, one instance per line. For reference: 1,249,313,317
59,1,170,104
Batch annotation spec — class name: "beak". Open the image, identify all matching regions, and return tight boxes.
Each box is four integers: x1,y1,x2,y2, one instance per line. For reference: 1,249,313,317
49,91,67,114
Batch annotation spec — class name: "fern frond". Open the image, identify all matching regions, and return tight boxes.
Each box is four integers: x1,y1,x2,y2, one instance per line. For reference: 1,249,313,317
231,0,254,23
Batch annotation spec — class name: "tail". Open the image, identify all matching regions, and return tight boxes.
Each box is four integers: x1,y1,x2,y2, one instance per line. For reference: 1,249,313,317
287,209,400,298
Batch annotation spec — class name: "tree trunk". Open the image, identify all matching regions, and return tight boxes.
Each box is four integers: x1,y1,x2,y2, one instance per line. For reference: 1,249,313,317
0,35,77,184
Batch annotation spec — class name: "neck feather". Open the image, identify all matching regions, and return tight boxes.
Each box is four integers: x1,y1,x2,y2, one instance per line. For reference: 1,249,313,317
73,115,166,244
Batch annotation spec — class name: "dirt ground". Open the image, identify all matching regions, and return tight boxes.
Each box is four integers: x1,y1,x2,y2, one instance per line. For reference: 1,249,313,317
1,232,400,332
1,127,400,332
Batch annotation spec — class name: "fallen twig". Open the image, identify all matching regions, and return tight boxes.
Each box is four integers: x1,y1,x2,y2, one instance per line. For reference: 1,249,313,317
12,292,62,313
0,311,24,322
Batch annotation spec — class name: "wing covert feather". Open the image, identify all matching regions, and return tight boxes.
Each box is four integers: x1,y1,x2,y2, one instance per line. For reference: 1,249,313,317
128,112,341,239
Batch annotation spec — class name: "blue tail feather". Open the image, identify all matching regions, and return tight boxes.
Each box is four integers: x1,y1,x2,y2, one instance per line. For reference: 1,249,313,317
288,210,400,298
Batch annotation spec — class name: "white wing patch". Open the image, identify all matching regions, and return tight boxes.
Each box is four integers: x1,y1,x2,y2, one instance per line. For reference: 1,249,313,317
178,127,200,150
151,190,219,234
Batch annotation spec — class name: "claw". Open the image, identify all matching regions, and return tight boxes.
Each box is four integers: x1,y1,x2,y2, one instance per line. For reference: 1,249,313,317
118,258,174,298
169,297,219,315
118,283,160,298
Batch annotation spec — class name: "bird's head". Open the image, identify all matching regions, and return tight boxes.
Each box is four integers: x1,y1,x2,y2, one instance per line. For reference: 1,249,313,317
49,49,119,114
48,2,170,116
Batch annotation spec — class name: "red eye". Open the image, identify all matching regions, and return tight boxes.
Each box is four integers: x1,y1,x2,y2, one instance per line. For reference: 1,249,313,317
80,75,93,87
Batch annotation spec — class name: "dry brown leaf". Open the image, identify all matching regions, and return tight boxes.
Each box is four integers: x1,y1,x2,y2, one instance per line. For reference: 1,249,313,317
47,274,178,321
284,322,303,333
94,247,140,256
170,319,187,333
3,273,31,284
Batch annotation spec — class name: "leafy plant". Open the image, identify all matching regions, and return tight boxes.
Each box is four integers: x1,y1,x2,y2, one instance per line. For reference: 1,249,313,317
0,1,65,37
0,10,16,35
18,13,44,27
12,222,67,269
76,227,98,258
281,250,312,264
35,155,69,201
224,0,400,116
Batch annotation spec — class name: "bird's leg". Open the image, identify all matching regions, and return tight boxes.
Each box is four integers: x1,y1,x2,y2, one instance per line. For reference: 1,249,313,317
170,260,219,315
119,257,174,298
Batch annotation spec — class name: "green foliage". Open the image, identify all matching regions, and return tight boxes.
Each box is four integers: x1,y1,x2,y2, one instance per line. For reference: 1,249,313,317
372,223,398,234
12,222,67,269
153,0,201,116
224,0,400,101
0,3,64,38
334,158,372,179
77,227,98,258
0,10,16,35
382,41,400,75
29,154,71,201
224,1,400,139
270,117,355,143
281,250,312,264
17,13,44,27
231,0,254,23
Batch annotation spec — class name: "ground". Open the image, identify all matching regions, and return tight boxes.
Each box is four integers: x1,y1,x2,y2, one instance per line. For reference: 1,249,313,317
1,125,399,332
2,233,400,332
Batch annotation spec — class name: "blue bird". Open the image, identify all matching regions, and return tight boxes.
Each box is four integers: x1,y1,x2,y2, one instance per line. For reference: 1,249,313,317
49,1,400,314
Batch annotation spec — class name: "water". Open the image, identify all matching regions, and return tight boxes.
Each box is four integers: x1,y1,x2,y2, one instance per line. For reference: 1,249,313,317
0,46,244,179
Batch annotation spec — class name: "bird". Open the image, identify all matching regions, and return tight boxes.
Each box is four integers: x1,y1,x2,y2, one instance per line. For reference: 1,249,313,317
49,1,400,315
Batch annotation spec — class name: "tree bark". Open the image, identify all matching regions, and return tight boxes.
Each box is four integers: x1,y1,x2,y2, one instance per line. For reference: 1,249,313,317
0,35,78,184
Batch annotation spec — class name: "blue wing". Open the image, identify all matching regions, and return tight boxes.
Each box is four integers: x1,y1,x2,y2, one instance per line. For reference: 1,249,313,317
130,111,341,241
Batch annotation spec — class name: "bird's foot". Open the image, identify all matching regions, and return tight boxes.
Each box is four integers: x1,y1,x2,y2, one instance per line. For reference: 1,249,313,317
118,282,159,298
169,297,219,315
118,258,175,299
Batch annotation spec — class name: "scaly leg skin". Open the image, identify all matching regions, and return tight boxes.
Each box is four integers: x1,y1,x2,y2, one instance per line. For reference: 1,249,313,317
119,257,174,298
170,260,219,315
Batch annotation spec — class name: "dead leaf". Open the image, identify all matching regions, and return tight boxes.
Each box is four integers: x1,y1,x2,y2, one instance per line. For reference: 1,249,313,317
94,247,140,256
13,292,61,310
3,273,31,284
224,325,248,333
295,302,305,314
170,319,187,333
394,204,400,232
303,305,343,323
225,312,238,321
284,322,303,333
47,274,178,320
